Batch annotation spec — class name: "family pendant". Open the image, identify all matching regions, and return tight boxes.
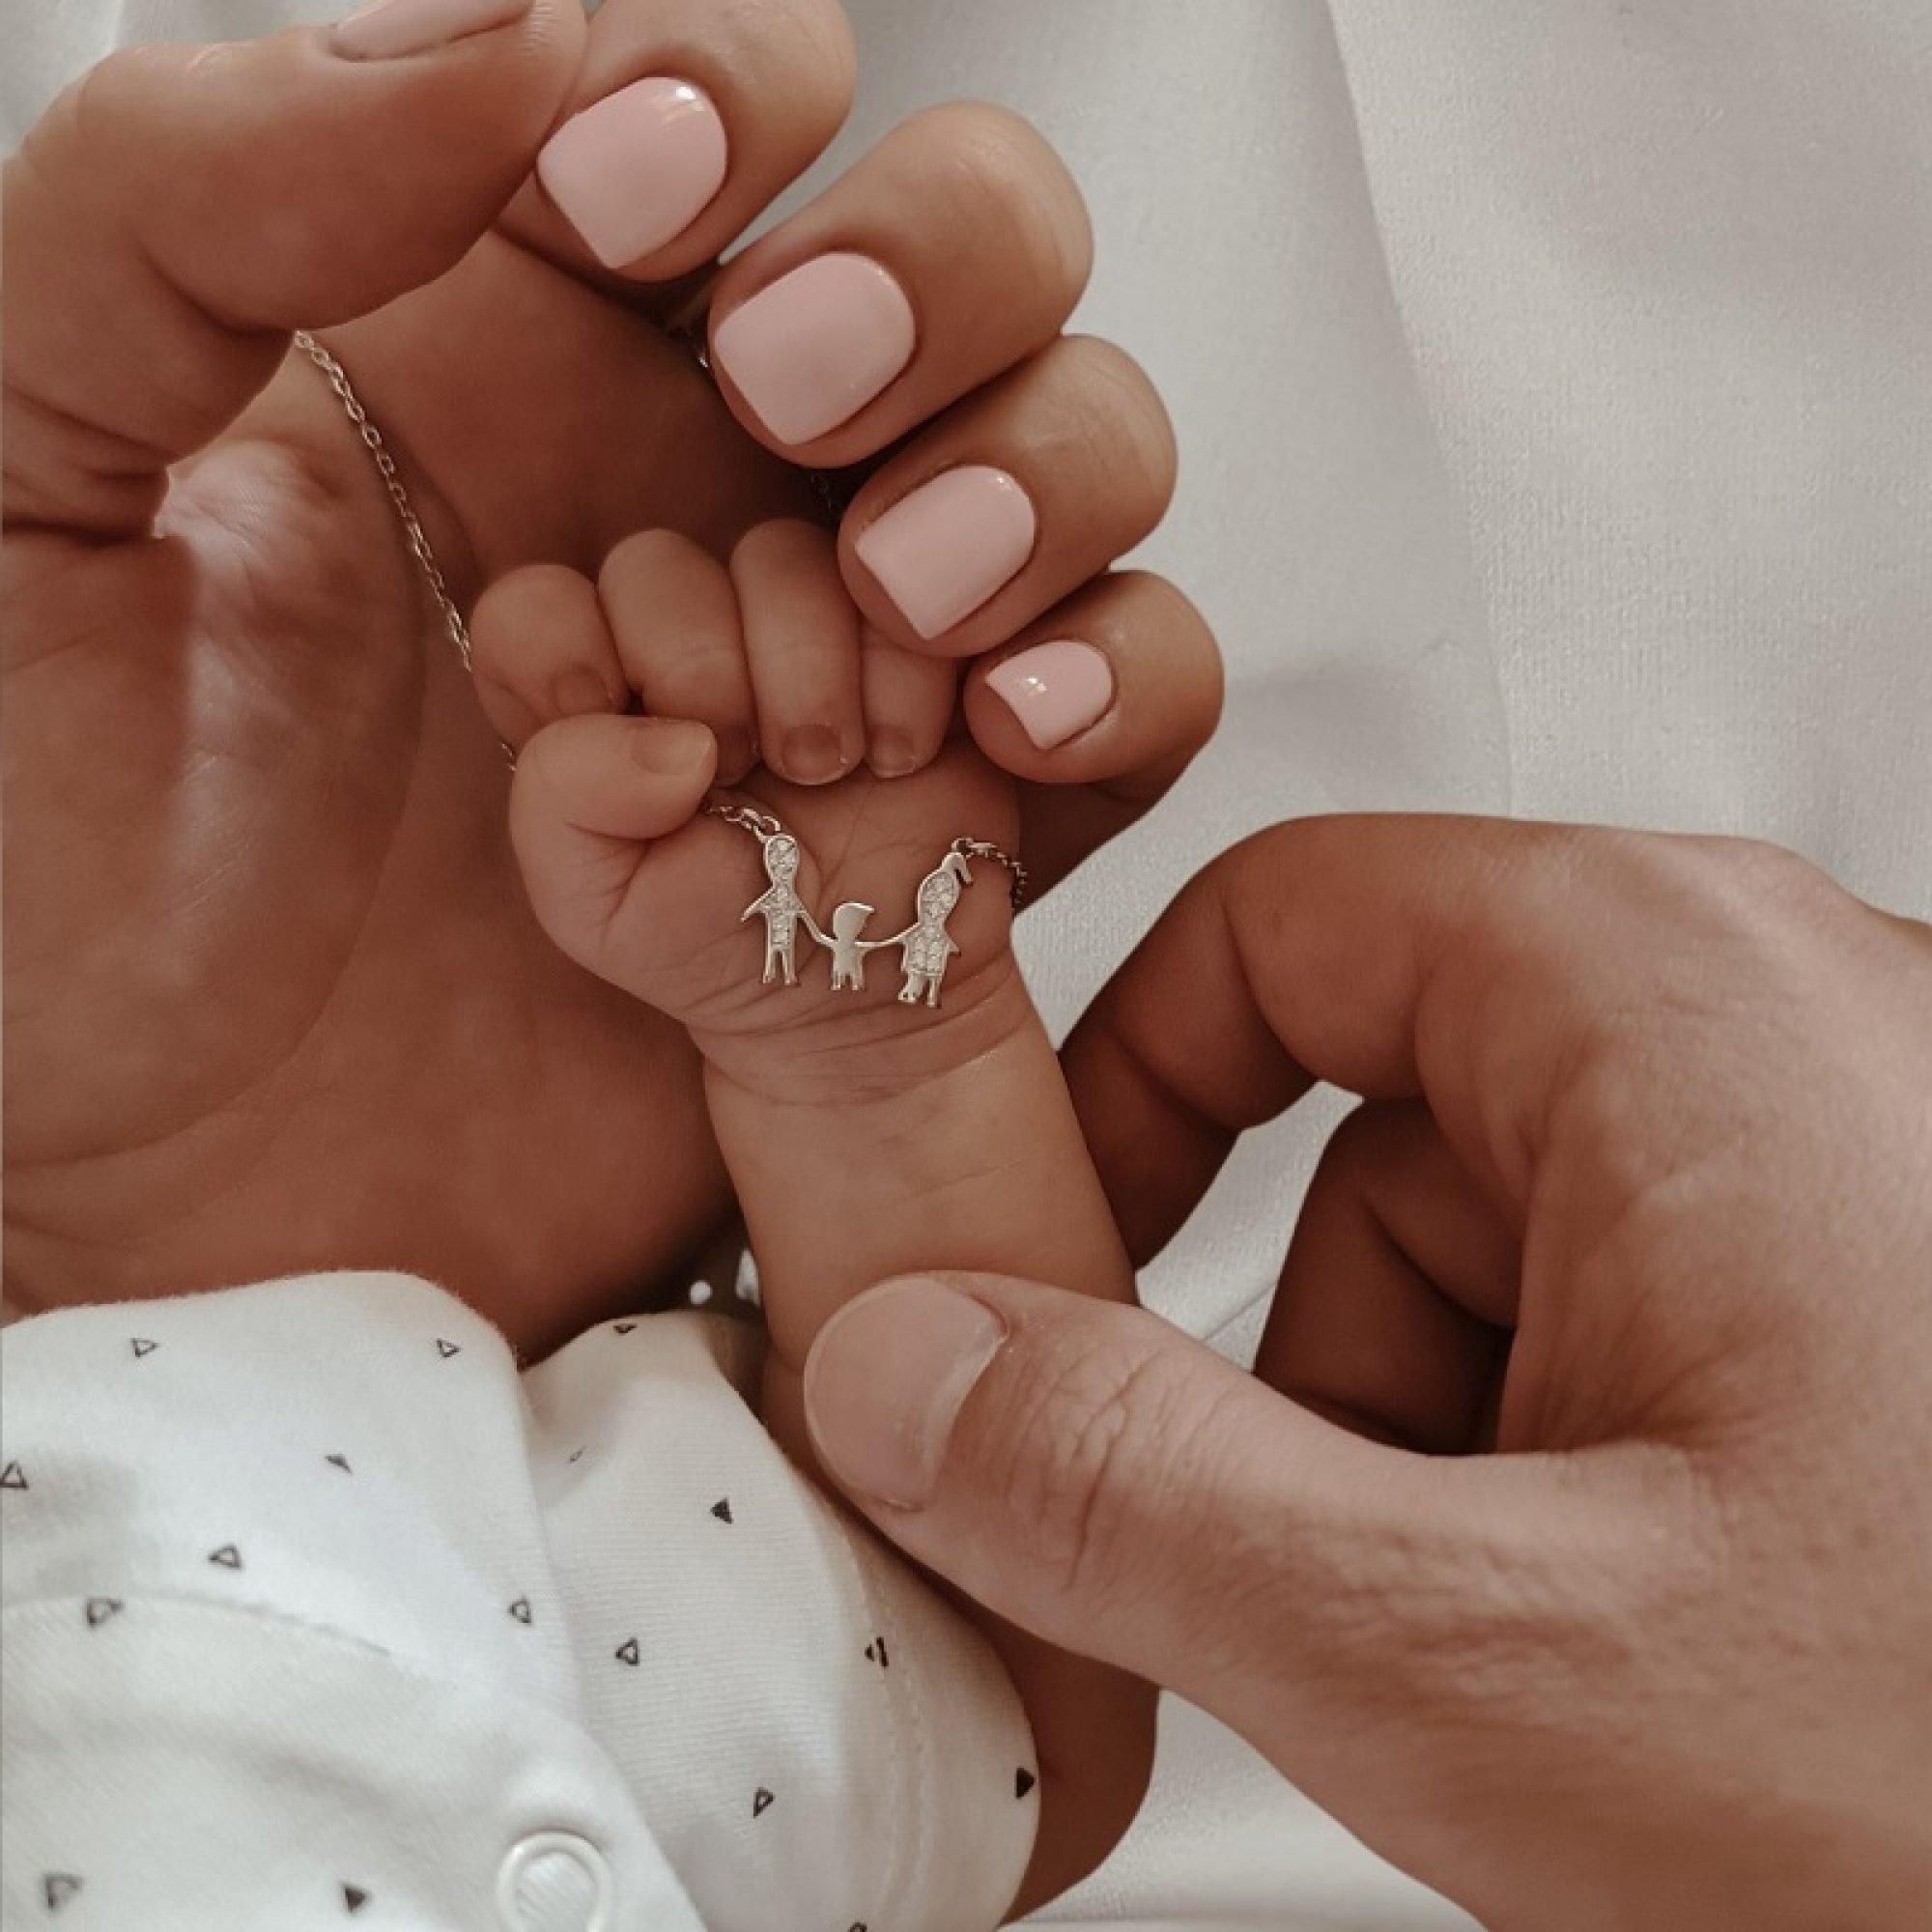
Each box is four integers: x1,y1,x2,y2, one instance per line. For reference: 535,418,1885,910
713,802,1025,1010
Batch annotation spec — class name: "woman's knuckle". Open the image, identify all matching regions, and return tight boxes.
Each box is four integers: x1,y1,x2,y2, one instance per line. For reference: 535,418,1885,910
68,44,163,145
1023,342,1173,527
722,0,857,125
1070,338,1179,510
1712,836,1833,912
914,101,1092,298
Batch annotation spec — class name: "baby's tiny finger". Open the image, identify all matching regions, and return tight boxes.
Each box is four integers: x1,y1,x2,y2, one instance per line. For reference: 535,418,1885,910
601,530,757,782
732,520,865,785
860,626,956,779
470,564,627,754
509,712,717,980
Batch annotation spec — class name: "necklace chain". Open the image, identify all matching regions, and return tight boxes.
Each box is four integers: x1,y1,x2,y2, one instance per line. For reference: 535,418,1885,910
291,329,1027,909
697,807,1027,908
292,331,473,671
951,838,1029,907
701,799,784,842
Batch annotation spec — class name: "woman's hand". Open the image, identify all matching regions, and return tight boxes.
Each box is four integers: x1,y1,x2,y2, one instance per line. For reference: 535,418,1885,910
3,0,813,1340
1,0,1209,1352
803,817,1932,1931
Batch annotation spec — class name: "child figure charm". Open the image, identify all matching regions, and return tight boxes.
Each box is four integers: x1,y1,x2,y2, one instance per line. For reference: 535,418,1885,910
819,901,887,992
708,804,1026,1012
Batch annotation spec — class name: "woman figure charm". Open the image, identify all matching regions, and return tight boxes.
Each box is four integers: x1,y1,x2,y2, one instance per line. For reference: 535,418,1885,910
892,850,974,1008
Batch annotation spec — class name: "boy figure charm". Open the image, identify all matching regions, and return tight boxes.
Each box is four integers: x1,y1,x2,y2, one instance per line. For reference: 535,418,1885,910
741,833,811,986
818,901,889,992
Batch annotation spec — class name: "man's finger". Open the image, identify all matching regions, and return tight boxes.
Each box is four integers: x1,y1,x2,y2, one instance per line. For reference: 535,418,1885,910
1061,815,1776,1260
1255,1100,1517,1453
803,1273,1667,1833
804,1272,1420,1726
4,0,582,536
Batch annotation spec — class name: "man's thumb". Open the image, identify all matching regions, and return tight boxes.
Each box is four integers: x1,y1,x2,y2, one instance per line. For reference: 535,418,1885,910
803,1272,1617,1788
803,1275,1383,1733
5,0,582,535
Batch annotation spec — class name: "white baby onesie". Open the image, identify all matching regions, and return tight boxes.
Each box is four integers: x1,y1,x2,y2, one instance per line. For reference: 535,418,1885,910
0,1272,1037,1931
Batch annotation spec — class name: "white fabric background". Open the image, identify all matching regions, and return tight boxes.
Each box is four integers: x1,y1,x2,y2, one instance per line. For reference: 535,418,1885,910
6,3,1928,1926
2,1277,1036,1930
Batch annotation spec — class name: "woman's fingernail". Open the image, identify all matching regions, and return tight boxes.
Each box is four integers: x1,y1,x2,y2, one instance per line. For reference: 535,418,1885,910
711,254,916,448
805,1279,1008,1510
853,468,1037,641
331,0,529,61
983,639,1115,750
781,723,850,785
537,78,728,269
627,717,713,776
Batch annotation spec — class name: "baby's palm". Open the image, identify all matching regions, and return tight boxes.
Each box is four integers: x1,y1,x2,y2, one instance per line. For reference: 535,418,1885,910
3,236,806,1349
520,740,1025,1094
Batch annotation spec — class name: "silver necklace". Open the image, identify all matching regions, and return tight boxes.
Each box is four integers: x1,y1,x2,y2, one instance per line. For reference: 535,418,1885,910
292,329,1026,1010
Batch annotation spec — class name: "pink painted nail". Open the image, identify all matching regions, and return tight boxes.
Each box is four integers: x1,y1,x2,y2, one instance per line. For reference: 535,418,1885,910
537,78,728,269
853,467,1037,640
711,254,916,447
332,0,528,60
984,639,1115,750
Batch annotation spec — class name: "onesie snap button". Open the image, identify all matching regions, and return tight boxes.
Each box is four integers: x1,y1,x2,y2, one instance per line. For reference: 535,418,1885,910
495,1832,613,1932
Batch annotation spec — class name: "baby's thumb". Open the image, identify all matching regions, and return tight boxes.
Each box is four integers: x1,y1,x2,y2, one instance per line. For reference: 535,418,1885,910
509,713,719,980
5,0,582,536
804,1273,1634,1827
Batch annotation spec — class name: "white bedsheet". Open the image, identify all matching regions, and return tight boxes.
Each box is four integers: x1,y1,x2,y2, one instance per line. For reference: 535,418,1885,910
8,4,1927,1926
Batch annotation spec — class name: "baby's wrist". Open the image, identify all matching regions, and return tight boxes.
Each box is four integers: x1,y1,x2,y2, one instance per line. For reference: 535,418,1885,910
703,990,1130,1372
691,942,1034,1108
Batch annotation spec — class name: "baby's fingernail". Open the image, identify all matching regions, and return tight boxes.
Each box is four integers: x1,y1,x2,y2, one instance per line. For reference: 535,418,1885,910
331,0,528,60
867,727,921,779
537,78,728,269
781,724,850,785
983,639,1114,750
853,468,1037,641
805,1279,1008,1510
552,667,616,719
711,254,916,447
628,717,713,776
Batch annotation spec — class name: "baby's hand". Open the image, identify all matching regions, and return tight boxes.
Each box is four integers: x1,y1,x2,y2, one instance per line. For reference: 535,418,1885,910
471,520,1215,1082
475,526,998,1060
471,193,1218,1913
478,527,1197,1906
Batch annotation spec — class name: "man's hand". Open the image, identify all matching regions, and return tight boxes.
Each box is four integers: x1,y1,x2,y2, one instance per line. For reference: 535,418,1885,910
804,817,1932,1931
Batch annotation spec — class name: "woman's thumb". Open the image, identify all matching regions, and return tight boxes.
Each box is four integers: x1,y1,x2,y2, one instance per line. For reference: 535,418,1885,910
5,0,582,535
803,1273,1626,1804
